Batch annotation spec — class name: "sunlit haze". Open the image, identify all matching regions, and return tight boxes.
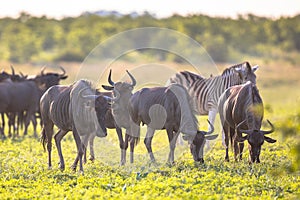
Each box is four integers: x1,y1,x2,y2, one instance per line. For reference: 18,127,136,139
0,0,299,19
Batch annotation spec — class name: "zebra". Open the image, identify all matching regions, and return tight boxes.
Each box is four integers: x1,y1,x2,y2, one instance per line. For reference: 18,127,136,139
168,62,259,145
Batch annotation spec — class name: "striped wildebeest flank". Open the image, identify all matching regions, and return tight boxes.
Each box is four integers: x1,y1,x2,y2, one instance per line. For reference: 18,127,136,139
102,70,140,165
168,62,259,134
40,80,110,173
129,84,218,164
218,81,276,163
83,91,122,164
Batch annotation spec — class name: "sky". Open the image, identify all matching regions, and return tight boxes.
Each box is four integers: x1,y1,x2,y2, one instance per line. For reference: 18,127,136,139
0,0,299,19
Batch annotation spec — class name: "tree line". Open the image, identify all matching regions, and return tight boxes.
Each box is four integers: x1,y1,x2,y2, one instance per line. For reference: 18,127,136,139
0,12,299,63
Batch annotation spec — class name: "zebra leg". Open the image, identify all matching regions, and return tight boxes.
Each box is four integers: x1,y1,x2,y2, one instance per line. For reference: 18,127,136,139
207,109,218,149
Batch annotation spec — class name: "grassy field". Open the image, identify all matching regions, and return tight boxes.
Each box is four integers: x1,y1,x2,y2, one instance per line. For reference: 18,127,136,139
0,59,299,199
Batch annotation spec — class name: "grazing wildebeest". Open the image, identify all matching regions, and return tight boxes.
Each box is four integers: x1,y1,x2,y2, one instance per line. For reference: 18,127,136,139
40,80,109,173
102,70,141,165
129,84,218,163
168,62,258,135
83,91,122,163
218,81,276,163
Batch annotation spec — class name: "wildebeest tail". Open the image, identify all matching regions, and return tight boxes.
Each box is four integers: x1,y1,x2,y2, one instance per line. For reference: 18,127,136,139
40,127,47,151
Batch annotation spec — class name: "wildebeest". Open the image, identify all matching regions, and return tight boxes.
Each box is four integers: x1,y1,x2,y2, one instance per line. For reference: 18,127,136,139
102,70,141,165
40,80,109,173
0,66,67,138
218,81,276,163
129,84,218,163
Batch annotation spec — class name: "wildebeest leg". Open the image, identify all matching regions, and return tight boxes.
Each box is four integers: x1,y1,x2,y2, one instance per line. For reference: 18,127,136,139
129,125,140,164
78,135,89,174
83,134,95,163
44,122,54,170
31,114,37,137
54,129,69,171
71,130,88,174
71,129,81,172
122,132,129,165
1,112,5,139
23,111,31,136
115,126,125,165
233,141,239,162
223,123,230,162
144,127,155,162
7,113,13,138
239,142,244,160
167,129,180,164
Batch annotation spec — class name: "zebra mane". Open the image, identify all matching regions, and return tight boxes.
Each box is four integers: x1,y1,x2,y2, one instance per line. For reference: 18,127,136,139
221,61,251,76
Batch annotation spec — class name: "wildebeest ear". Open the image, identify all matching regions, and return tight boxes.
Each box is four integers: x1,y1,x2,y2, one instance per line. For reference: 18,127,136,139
252,65,259,73
264,136,276,143
102,85,114,91
205,134,218,140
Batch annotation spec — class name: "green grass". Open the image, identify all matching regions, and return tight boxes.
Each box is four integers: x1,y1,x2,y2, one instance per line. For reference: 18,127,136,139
0,134,299,199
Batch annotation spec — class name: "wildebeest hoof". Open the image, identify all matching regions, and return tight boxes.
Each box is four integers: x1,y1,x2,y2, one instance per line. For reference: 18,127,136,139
196,158,204,164
59,165,65,171
225,157,229,162
89,156,95,162
70,165,77,172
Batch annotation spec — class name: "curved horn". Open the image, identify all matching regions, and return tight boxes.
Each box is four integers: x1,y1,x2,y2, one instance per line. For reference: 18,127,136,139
205,120,214,135
59,66,66,76
112,90,120,101
40,67,46,76
236,119,252,135
260,119,275,135
10,65,15,75
108,69,114,86
126,70,136,87
19,72,27,79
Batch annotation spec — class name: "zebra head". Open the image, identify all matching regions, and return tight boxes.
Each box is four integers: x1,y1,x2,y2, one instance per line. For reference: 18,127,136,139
233,62,259,84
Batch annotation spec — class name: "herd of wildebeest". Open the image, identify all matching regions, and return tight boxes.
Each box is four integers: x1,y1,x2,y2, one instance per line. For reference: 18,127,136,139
0,61,277,173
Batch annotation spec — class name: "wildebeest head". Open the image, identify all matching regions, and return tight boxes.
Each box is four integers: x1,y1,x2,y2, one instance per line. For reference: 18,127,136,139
10,65,28,82
234,62,258,84
79,88,111,137
102,69,136,105
34,66,68,91
189,120,218,163
0,70,10,82
236,119,276,163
